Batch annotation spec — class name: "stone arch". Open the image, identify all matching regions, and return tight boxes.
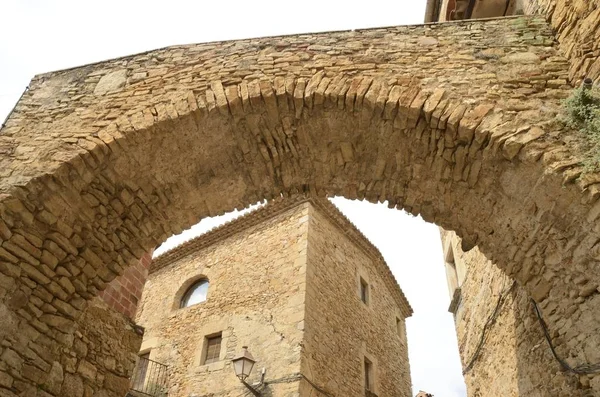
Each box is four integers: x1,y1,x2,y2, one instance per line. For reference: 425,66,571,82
19,73,594,304
0,14,599,396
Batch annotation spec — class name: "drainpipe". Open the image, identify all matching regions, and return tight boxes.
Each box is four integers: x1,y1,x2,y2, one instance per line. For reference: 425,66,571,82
466,0,477,19
424,0,439,22
503,0,512,15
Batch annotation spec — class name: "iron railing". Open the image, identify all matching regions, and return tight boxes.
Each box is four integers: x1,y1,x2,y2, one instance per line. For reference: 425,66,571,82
129,356,169,397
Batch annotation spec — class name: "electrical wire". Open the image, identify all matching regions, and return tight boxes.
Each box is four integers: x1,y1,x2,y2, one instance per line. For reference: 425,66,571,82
462,281,516,374
299,373,335,397
249,372,334,397
461,278,600,376
531,298,600,375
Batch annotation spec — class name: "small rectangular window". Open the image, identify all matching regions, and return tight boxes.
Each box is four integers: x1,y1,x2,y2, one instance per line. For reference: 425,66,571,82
203,334,222,364
396,317,403,337
360,277,369,304
364,357,373,391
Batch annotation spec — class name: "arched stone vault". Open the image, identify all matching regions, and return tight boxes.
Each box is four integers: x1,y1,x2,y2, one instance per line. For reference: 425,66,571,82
0,14,599,395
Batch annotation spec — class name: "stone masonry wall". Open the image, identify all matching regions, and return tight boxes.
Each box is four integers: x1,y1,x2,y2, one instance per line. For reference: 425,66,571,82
0,293,142,397
135,203,310,397
523,0,600,83
69,297,143,397
98,252,152,319
2,11,600,397
442,230,595,396
302,203,412,397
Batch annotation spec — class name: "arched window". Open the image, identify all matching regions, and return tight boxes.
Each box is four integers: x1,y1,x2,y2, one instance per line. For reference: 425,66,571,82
180,279,209,308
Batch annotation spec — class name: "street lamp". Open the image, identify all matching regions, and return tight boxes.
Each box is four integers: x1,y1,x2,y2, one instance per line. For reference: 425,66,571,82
232,346,264,396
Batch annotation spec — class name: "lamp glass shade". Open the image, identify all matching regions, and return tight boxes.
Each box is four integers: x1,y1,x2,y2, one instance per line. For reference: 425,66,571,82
232,346,256,381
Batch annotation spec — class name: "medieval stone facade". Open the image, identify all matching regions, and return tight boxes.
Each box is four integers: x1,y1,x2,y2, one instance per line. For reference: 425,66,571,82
134,198,412,397
1,0,600,395
441,230,598,396
424,0,524,23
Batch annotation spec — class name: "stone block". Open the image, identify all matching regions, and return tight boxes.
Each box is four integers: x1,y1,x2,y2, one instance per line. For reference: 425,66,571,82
1,349,22,371
76,360,97,382
94,70,127,95
62,373,84,397
40,314,75,334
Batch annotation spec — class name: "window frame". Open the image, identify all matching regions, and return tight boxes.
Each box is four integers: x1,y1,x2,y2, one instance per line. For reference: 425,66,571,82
359,276,369,305
202,333,223,365
180,278,210,308
443,241,465,315
396,317,403,337
364,357,373,392
361,351,378,395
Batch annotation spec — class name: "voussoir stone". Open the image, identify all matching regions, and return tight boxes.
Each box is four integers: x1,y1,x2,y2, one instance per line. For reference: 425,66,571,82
0,3,599,396
94,70,127,95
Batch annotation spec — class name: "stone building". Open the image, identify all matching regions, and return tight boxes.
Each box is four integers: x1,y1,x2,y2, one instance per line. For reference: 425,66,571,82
424,0,525,22
440,231,596,396
2,0,600,396
132,197,413,397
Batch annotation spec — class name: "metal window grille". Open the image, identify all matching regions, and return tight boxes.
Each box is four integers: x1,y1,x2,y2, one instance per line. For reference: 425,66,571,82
204,334,222,364
130,355,168,396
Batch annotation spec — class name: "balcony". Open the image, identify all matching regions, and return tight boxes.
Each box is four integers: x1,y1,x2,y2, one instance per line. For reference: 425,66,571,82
127,356,169,397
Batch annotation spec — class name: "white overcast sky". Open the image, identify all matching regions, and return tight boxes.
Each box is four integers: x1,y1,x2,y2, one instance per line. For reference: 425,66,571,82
0,1,467,396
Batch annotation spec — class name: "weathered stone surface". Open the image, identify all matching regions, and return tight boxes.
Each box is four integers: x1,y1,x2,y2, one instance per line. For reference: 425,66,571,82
303,201,411,396
102,372,128,394
0,371,13,389
40,314,74,333
523,0,600,83
1,349,23,370
441,231,592,396
93,70,127,95
501,52,541,64
137,198,411,397
41,362,63,395
0,7,598,396
62,373,84,397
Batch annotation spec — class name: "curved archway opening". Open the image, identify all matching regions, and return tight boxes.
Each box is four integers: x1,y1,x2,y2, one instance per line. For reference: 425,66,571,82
0,12,599,397
136,197,591,396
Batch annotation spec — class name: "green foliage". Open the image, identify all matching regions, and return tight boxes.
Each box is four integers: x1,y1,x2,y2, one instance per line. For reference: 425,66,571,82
563,85,600,171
